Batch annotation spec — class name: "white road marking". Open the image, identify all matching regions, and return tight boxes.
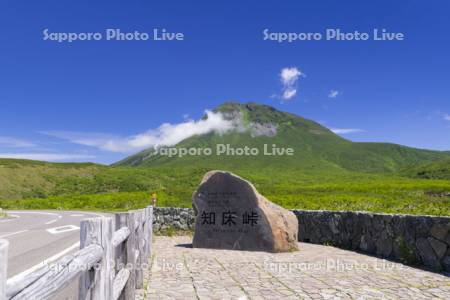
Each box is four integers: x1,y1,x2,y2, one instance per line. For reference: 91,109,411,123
7,211,61,217
0,214,20,223
46,225,80,235
6,211,64,225
0,230,29,238
7,242,80,284
70,214,84,217
0,219,15,223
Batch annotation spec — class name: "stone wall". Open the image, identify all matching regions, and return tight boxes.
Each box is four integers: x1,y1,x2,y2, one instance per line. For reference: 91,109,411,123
152,207,450,271
293,210,450,272
152,207,195,232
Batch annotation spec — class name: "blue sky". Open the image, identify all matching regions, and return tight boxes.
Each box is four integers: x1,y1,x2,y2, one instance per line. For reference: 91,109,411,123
0,0,449,164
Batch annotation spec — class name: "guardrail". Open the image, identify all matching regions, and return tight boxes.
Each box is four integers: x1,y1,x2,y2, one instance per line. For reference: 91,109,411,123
0,206,153,300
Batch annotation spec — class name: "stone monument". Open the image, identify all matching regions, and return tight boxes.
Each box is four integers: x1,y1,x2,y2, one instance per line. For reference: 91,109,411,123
192,170,299,252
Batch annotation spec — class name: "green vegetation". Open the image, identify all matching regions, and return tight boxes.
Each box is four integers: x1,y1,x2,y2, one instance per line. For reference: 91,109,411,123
0,102,449,216
402,159,450,180
117,102,449,173
155,226,194,237
0,159,169,200
0,165,449,216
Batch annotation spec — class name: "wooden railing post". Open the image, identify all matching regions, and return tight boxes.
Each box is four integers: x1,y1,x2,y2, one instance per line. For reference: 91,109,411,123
115,212,135,300
0,239,8,300
79,217,114,300
134,211,144,288
143,207,149,258
146,206,153,258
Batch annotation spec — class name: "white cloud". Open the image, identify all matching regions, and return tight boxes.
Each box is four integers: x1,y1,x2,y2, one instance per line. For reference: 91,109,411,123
328,90,339,98
0,136,36,148
279,67,304,100
330,128,365,134
0,153,95,162
40,131,119,150
281,67,302,86
282,89,297,100
42,110,239,153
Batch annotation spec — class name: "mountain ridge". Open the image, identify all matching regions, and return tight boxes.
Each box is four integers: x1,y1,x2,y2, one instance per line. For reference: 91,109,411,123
1,103,449,215
115,102,450,173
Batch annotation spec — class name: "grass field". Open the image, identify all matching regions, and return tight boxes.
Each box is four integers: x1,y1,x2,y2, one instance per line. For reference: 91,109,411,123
1,165,449,216
1,103,449,216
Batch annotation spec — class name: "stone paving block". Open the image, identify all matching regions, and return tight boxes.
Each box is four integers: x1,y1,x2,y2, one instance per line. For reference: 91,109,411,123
143,236,450,300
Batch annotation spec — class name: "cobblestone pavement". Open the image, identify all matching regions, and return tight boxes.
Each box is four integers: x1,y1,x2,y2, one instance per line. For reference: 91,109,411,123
145,236,450,300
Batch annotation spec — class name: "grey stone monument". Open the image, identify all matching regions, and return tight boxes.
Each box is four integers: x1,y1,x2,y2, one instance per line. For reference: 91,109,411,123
192,171,299,252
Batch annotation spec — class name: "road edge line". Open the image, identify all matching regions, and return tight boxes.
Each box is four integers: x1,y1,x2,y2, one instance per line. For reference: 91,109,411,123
7,241,80,281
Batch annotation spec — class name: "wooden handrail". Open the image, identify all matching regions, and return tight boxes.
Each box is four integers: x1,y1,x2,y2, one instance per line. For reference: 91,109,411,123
0,206,153,300
112,227,131,248
112,269,130,300
10,244,103,299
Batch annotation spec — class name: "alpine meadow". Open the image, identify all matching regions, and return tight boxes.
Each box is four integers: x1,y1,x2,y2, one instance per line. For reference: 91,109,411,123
1,102,449,216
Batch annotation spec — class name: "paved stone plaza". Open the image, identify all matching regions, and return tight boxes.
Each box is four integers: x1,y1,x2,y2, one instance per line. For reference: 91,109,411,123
144,236,450,299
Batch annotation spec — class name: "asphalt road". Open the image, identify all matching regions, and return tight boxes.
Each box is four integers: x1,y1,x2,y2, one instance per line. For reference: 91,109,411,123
0,210,108,299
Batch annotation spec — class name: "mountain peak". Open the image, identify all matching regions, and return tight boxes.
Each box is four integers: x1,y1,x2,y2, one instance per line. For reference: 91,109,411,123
116,101,450,172
213,101,301,127
214,101,277,114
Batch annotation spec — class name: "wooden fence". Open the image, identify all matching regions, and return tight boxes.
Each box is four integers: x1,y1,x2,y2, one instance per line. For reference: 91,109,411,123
0,206,153,300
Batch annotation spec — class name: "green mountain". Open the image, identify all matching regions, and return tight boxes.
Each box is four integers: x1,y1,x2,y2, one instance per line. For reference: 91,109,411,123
116,102,450,173
402,159,450,180
1,102,449,216
0,158,161,200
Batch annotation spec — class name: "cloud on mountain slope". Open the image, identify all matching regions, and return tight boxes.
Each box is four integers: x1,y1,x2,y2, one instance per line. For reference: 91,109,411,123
42,110,240,153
